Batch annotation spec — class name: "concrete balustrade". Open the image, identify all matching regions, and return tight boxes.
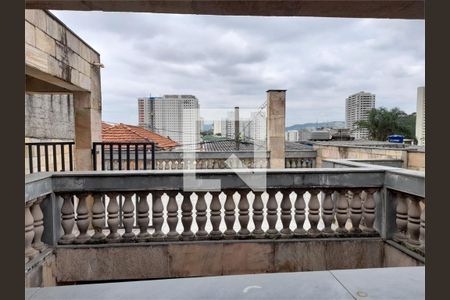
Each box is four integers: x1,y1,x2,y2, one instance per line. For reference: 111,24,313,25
52,188,383,245
24,164,425,264
101,150,316,170
393,193,425,255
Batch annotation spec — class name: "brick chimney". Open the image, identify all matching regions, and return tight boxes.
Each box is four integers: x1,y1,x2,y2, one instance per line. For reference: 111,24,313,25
266,90,286,168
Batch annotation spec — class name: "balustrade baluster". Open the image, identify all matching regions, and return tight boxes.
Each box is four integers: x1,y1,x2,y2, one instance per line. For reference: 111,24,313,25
137,192,151,242
209,192,223,239
166,191,180,240
419,201,425,251
122,192,136,241
321,190,334,234
280,192,293,238
407,196,421,247
181,192,194,240
362,189,376,233
91,193,106,242
152,192,165,240
106,192,120,242
75,193,91,244
25,201,38,262
350,190,363,233
31,197,45,251
195,192,208,240
59,194,75,244
238,191,250,238
224,190,237,239
294,190,306,237
252,191,265,238
266,190,280,238
336,190,349,234
308,190,321,235
394,192,408,241
285,159,291,168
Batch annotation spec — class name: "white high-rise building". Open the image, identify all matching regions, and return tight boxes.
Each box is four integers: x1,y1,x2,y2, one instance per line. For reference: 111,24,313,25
285,130,299,142
415,87,425,146
213,120,222,135
138,95,200,149
219,109,267,143
225,111,235,139
249,111,267,143
345,91,376,140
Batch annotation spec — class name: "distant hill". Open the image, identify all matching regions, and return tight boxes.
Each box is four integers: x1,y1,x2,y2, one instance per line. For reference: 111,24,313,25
286,121,346,131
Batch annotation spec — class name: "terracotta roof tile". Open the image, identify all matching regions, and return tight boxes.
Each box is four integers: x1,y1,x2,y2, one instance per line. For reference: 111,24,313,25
102,122,177,150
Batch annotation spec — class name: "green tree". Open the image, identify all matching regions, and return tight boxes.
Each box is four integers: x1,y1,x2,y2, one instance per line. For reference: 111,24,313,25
355,107,416,141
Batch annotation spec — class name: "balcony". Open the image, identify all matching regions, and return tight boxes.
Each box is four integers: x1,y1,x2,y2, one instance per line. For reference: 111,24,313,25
25,161,425,288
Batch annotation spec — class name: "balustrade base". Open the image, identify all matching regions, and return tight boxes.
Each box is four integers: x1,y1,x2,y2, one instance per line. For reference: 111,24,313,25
181,233,195,241
195,234,209,241
74,234,91,244
393,232,408,242
136,233,152,242
223,231,237,240
32,242,46,252
266,231,281,239
151,234,166,242
165,233,181,241
58,235,75,245
106,233,121,243
121,234,136,243
209,232,223,240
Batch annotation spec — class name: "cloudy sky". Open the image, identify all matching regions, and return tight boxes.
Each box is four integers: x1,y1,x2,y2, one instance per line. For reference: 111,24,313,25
51,11,424,126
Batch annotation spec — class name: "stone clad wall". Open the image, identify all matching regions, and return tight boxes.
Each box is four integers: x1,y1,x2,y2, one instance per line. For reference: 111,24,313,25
54,239,422,283
25,93,75,174
25,9,100,90
25,93,75,140
25,9,103,171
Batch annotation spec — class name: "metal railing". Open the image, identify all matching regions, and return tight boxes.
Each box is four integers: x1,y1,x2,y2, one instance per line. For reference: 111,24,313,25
25,142,74,174
92,142,156,171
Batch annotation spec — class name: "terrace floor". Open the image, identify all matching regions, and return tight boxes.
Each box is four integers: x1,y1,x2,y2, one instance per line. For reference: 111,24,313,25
26,266,424,299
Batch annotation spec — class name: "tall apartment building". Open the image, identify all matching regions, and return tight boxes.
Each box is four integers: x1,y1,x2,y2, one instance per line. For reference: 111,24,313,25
415,86,425,146
138,95,200,149
345,91,376,140
285,130,299,142
249,111,267,142
213,120,222,135
219,109,267,142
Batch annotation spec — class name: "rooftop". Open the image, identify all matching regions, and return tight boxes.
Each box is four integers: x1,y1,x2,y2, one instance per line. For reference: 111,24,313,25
102,122,178,150
308,140,425,152
195,140,313,152
26,266,424,300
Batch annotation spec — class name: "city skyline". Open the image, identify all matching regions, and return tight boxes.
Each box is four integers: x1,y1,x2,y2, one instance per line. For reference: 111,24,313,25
51,11,424,126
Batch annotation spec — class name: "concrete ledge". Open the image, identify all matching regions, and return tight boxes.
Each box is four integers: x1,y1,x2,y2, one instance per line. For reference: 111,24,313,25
54,238,421,283
25,248,57,288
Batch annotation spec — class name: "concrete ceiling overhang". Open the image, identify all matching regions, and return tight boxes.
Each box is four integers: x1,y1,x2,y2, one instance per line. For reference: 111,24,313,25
26,0,424,19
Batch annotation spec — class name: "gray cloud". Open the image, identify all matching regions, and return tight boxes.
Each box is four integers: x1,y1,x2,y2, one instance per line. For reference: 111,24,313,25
51,11,424,126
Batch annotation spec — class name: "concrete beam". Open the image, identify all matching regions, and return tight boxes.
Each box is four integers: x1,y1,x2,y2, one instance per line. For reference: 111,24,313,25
26,75,73,93
25,65,86,92
25,1,424,19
